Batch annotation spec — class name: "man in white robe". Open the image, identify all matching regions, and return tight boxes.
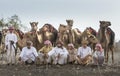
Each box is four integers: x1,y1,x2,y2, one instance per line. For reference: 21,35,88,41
76,40,92,65
5,26,18,65
48,41,68,65
19,41,39,65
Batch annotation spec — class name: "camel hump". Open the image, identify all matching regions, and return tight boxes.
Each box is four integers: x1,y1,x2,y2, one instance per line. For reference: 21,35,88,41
73,28,81,34
106,27,115,45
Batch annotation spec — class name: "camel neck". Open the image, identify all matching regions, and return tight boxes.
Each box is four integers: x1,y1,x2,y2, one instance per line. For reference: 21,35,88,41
100,27,106,42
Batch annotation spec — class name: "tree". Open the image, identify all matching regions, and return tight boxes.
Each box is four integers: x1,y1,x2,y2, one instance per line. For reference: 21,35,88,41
0,18,5,27
8,14,23,29
0,14,28,31
0,18,7,31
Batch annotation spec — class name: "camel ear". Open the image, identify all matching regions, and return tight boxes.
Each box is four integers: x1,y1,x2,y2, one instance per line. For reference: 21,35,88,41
60,24,62,26
36,22,38,25
99,21,102,23
66,20,69,23
30,22,32,26
109,22,111,26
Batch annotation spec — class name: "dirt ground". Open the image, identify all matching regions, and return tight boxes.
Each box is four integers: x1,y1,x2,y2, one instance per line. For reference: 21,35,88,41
0,50,120,76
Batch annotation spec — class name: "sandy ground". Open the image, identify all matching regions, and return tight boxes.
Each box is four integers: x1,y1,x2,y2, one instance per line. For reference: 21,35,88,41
0,50,119,76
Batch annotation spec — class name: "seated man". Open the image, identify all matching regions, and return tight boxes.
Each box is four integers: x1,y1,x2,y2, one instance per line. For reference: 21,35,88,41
67,43,77,64
76,40,92,65
48,40,68,65
93,43,104,66
38,40,53,64
19,41,39,65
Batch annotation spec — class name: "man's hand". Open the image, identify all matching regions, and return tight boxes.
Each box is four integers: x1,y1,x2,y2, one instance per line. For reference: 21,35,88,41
6,45,8,50
58,53,60,59
77,55,80,59
44,54,49,58
10,40,14,45
40,51,43,53
36,56,40,60
18,57,21,61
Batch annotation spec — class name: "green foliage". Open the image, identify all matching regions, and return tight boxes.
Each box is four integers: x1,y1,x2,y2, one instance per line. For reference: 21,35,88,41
0,14,23,29
8,14,23,29
0,18,5,27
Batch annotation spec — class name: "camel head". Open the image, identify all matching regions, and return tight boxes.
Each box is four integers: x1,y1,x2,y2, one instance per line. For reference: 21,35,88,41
88,34,98,44
99,21,111,28
83,28,91,36
30,22,38,31
59,24,67,33
42,24,49,32
66,19,73,29
42,23,54,32
2,26,8,36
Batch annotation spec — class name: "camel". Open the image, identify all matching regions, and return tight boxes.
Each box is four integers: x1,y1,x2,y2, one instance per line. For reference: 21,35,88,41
0,30,5,55
80,28,98,52
30,22,38,32
14,29,24,40
58,24,69,47
38,23,58,47
17,22,58,51
86,27,97,37
17,22,39,51
98,21,115,64
58,20,81,48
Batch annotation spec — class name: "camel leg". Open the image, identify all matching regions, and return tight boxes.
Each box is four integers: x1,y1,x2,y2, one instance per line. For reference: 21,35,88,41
106,49,109,64
105,45,109,64
111,46,114,64
111,50,114,64
104,42,109,63
104,47,107,63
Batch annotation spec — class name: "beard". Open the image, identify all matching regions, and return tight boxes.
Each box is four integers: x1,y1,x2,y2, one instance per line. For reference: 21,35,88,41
27,46,31,49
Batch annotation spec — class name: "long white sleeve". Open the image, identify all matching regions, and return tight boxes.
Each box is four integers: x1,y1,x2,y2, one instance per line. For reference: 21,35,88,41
5,33,18,46
88,47,92,55
93,51,97,58
101,51,104,57
60,48,69,55
77,47,81,56
20,48,25,57
33,47,38,57
48,48,55,56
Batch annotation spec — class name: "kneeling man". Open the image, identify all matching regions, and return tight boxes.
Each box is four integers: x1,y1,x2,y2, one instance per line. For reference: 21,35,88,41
19,41,39,65
48,41,68,65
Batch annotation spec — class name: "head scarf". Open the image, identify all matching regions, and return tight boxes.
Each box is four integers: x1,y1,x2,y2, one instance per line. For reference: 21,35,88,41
68,43,74,48
44,40,52,45
95,43,103,52
68,43,74,49
8,26,14,30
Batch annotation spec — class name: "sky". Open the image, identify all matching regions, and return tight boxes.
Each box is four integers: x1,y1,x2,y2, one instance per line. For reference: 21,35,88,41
0,0,120,41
